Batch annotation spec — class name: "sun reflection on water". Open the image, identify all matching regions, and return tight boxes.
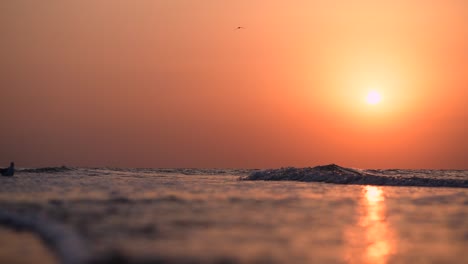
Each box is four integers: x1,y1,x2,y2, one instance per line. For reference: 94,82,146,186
345,186,395,264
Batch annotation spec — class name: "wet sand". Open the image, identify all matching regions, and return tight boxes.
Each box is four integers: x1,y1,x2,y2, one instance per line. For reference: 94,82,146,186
0,168,467,263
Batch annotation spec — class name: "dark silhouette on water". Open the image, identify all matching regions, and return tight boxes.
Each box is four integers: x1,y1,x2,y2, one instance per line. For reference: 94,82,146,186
0,162,15,176
245,164,468,188
234,26,245,30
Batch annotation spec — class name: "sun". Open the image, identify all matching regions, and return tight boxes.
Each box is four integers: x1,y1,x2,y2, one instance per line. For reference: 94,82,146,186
366,90,382,105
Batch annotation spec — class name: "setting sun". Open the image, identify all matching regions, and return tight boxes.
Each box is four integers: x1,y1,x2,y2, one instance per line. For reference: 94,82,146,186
366,91,382,105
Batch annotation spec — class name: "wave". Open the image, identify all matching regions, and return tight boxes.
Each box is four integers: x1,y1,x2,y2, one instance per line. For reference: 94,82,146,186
148,168,252,176
244,164,468,188
16,166,251,176
19,166,75,173
96,167,252,176
0,210,89,264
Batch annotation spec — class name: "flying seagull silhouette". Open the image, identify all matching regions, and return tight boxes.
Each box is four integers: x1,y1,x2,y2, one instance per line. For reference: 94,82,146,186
235,26,245,30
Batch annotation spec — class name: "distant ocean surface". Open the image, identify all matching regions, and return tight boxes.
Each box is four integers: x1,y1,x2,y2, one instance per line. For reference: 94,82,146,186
0,166,467,264
16,165,468,187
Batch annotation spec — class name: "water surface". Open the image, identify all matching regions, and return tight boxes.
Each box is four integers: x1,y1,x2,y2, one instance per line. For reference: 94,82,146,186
0,167,466,263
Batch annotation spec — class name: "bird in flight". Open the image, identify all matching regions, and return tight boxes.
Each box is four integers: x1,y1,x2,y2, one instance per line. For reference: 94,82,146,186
235,26,245,30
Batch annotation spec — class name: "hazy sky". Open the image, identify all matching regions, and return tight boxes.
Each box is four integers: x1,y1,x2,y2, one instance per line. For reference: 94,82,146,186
1,0,467,168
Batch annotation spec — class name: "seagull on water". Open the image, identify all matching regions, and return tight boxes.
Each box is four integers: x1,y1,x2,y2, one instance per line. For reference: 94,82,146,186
235,26,246,30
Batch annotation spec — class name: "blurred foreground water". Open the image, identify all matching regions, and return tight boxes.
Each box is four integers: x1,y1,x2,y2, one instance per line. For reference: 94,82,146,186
0,167,467,264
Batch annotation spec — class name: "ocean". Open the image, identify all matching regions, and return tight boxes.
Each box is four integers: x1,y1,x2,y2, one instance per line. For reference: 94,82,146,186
0,166,467,264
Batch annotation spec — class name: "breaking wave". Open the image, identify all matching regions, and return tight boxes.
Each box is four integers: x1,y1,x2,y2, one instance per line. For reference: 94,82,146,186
245,164,468,188
0,210,89,264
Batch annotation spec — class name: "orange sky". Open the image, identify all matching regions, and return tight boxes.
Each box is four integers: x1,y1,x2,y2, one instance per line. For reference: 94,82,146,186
0,0,467,168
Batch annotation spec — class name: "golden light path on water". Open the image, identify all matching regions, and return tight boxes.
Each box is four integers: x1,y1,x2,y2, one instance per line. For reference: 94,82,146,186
345,186,395,263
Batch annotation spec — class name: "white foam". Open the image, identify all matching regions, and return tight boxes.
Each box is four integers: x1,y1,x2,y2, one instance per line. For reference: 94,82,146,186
0,210,89,264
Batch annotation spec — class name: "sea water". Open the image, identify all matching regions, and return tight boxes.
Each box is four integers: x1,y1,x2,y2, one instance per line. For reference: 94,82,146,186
0,166,466,263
